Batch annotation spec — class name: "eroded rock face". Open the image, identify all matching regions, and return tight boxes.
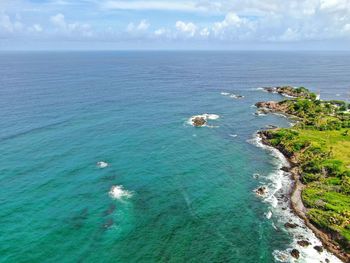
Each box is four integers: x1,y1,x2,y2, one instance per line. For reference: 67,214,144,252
280,166,290,172
255,101,287,112
192,117,206,127
290,249,300,259
297,240,311,247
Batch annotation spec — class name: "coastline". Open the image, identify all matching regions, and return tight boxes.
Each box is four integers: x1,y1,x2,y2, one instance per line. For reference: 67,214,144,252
259,131,350,263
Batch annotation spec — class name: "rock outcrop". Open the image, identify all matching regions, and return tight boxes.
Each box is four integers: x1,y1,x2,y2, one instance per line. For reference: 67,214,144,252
192,117,206,127
284,222,299,229
314,245,324,253
255,186,268,196
290,249,300,259
297,240,311,247
255,101,289,112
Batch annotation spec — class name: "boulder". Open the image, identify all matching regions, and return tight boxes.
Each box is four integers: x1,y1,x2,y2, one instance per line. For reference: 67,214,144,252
297,240,311,247
280,166,290,172
192,117,206,127
313,245,323,253
290,249,300,259
255,186,267,196
284,222,299,229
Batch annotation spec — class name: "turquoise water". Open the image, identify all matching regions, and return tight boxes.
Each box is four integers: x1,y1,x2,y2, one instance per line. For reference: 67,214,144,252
1,52,350,263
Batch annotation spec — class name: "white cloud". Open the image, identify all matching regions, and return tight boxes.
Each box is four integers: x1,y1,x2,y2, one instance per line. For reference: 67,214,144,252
50,13,66,28
28,24,43,33
0,13,23,33
1,0,350,48
102,1,202,12
136,20,150,31
320,0,350,12
154,28,165,36
200,27,210,37
212,12,253,38
343,23,350,32
280,27,300,41
213,12,243,33
127,19,150,33
175,21,197,37
50,13,93,37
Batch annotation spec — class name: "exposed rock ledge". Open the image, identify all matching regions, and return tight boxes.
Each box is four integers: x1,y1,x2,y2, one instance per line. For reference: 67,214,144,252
255,101,289,112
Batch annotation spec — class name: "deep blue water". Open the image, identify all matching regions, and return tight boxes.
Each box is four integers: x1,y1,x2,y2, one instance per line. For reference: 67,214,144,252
0,51,349,263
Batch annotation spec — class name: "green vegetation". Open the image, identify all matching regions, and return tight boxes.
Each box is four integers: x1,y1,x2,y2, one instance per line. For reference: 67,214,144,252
262,88,350,251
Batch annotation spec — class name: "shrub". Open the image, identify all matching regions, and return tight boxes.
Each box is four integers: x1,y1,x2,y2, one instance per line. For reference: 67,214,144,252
302,173,321,183
322,159,343,177
302,160,323,174
341,176,350,194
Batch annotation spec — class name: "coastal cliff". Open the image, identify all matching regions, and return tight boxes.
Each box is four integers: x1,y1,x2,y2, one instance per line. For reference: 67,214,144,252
256,87,350,262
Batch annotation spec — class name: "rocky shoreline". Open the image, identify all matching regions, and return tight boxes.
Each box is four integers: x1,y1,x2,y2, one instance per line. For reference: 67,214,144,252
259,128,350,263
254,86,350,262
262,86,318,100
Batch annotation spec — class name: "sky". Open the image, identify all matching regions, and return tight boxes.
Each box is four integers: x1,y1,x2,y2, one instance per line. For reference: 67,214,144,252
1,0,350,50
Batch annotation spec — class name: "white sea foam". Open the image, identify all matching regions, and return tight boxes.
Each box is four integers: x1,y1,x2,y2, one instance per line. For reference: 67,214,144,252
97,161,108,168
221,92,244,99
206,114,220,120
109,185,133,200
229,134,238,138
253,173,260,179
249,133,343,263
266,210,272,219
254,112,267,117
281,93,296,98
272,250,289,262
273,112,288,118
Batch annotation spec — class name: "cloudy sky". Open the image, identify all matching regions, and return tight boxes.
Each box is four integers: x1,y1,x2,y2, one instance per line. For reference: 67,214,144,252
1,0,350,50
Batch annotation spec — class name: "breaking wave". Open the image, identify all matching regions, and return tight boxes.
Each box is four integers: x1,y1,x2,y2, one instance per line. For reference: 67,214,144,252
109,185,133,200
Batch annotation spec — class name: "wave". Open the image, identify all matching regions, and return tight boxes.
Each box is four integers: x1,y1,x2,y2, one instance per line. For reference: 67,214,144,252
97,161,108,168
220,92,244,99
109,185,133,200
266,210,272,219
249,133,342,263
253,112,267,116
256,87,273,93
0,119,71,143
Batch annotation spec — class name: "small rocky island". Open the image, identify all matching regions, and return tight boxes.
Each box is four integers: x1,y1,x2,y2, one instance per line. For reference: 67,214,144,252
189,114,219,127
192,116,206,127
256,86,350,262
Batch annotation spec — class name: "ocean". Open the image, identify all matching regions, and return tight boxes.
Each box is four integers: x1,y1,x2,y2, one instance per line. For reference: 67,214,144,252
1,51,349,263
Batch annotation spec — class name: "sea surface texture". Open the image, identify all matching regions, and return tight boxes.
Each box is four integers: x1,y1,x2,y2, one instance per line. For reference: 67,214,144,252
1,51,350,263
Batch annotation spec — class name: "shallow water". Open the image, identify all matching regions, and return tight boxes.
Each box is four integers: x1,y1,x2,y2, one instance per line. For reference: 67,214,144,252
0,51,349,263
